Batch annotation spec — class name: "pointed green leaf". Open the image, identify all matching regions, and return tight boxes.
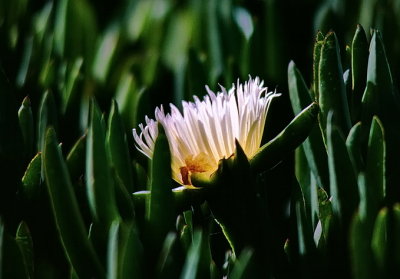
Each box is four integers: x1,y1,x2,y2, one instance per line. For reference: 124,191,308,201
147,125,175,241
371,207,388,271
38,90,58,152
115,73,141,134
346,122,363,174
229,249,254,279
92,25,119,83
15,222,34,279
66,133,87,180
106,220,144,279
351,25,368,121
312,31,324,100
319,32,351,140
62,57,83,113
86,101,119,227
288,61,329,188
327,112,359,226
107,100,134,193
156,232,183,278
180,230,210,279
43,127,103,278
250,102,319,173
365,117,385,210
288,61,313,115
18,96,34,157
112,168,135,221
366,30,393,94
361,30,397,127
21,153,42,201
361,30,400,201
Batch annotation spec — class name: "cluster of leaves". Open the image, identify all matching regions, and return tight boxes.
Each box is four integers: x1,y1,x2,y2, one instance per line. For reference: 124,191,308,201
2,0,400,278
288,26,400,278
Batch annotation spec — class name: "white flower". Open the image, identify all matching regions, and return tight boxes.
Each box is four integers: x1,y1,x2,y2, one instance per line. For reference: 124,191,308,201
133,77,279,185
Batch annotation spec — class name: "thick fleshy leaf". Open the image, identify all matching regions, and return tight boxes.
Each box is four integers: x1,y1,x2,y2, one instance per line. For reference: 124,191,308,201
288,61,329,189
37,90,58,152
288,61,313,115
43,127,103,278
112,168,135,221
312,31,324,100
18,96,34,157
361,30,397,127
345,122,363,174
371,207,388,274
229,249,254,279
106,100,134,193
92,25,119,83
365,117,385,211
66,133,87,180
250,102,319,173
86,101,119,226
21,153,42,201
106,220,143,279
180,230,210,279
349,213,376,279
327,113,359,226
318,32,351,140
107,221,119,279
146,125,175,252
15,221,34,279
62,57,83,113
361,30,400,200
119,222,143,279
350,25,368,122
156,232,184,278
294,186,316,257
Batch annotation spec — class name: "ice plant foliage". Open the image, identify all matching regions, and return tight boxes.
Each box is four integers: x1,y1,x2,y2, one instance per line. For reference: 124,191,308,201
133,77,279,185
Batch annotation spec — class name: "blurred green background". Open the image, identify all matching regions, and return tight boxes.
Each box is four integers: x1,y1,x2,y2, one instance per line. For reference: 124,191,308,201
1,0,400,278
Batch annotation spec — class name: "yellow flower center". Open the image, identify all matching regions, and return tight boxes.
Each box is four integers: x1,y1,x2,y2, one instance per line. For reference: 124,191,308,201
180,153,215,185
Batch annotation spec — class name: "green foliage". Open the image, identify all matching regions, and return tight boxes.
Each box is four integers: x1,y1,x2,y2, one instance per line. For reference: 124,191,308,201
1,0,400,278
289,25,400,278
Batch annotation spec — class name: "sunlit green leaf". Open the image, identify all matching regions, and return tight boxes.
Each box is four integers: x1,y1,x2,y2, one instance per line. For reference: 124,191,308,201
86,100,120,226
43,127,103,278
107,100,134,193
319,32,351,140
288,61,329,189
327,112,359,226
21,153,42,201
